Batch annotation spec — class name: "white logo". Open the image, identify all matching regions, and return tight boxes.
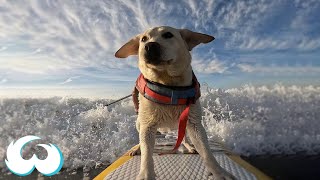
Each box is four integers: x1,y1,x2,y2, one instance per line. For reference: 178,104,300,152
5,135,64,176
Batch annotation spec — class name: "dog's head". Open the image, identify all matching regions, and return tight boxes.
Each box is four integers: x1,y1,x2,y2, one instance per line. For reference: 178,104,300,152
115,26,214,79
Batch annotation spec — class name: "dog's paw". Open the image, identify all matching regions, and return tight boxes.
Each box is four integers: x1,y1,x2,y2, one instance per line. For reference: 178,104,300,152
127,145,141,156
186,146,197,154
182,141,197,154
208,168,236,180
136,170,156,180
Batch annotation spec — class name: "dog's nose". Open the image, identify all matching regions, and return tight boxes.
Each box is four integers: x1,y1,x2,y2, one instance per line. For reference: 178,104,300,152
145,42,160,52
145,42,161,59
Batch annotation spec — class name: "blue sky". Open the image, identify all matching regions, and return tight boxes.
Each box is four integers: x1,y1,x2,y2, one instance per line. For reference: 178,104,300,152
0,0,319,98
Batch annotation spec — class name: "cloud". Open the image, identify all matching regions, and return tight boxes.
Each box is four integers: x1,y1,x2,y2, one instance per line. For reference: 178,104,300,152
238,37,290,50
236,36,320,51
0,55,73,74
59,78,73,85
0,46,7,51
0,0,319,88
193,59,228,74
219,1,320,51
238,63,320,74
0,0,165,75
192,53,229,74
30,48,42,54
1,1,318,69
0,78,8,84
296,38,320,51
59,76,81,85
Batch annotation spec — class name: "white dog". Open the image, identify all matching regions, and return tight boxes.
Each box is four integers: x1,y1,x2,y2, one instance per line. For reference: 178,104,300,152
115,26,235,180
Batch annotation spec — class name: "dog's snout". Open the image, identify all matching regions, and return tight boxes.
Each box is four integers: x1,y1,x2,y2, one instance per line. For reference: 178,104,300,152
144,42,161,64
145,42,160,54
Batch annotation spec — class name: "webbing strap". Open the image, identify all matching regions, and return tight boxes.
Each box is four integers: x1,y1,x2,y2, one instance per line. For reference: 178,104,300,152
159,104,190,155
172,104,190,151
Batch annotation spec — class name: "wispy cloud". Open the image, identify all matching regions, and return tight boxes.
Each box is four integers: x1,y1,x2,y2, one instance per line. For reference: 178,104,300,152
238,63,320,75
1,1,319,71
59,76,81,85
219,0,320,52
30,48,42,55
0,0,164,74
0,55,73,74
0,0,319,89
237,36,320,51
0,46,7,51
193,59,228,74
0,78,8,84
192,53,229,74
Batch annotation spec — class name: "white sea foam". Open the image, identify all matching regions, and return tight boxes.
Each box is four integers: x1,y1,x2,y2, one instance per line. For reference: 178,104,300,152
0,84,319,172
201,84,320,156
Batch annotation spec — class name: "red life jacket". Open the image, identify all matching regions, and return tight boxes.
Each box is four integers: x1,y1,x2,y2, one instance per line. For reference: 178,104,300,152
132,72,201,153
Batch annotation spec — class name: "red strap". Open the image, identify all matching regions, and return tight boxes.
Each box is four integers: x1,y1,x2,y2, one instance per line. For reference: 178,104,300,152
136,74,147,94
172,104,190,151
159,104,190,155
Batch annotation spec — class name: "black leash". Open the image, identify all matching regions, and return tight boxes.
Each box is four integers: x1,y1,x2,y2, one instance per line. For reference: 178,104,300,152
104,94,132,107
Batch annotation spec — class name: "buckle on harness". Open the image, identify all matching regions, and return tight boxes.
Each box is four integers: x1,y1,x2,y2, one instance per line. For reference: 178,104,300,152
171,91,178,104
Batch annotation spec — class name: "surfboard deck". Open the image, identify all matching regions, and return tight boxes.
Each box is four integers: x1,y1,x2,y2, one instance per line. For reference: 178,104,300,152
94,134,271,180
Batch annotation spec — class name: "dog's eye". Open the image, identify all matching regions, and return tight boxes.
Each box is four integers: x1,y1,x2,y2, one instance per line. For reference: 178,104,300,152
141,36,148,42
162,32,174,39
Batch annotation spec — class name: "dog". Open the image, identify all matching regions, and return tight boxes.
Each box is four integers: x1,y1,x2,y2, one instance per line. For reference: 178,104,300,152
115,26,235,180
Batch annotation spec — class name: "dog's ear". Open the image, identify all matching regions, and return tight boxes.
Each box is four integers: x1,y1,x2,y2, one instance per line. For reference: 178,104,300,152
115,35,141,58
180,29,214,51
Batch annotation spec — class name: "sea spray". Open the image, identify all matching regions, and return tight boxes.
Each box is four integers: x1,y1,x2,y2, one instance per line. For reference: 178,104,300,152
0,84,319,172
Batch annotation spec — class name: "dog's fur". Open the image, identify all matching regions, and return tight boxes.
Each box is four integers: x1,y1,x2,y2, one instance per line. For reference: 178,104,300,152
115,26,235,180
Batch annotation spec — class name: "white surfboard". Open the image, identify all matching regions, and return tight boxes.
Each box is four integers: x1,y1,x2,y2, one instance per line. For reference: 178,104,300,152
94,134,270,180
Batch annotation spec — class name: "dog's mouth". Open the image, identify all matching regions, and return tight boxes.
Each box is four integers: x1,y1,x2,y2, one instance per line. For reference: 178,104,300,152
159,59,173,65
145,58,173,66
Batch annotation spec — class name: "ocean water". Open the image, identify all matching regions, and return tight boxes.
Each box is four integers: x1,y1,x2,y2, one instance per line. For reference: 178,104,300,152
0,84,319,173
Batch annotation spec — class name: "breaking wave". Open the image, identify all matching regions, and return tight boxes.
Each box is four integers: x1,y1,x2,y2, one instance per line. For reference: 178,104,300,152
0,84,319,172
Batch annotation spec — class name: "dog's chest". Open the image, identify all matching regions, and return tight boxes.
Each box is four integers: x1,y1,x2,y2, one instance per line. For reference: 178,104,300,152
138,96,187,128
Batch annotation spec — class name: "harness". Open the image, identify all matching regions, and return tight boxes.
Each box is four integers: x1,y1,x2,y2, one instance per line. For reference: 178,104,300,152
132,72,201,153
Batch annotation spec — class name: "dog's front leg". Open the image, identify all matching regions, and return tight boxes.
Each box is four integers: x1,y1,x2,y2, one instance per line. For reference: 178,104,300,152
187,105,235,180
136,124,157,180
